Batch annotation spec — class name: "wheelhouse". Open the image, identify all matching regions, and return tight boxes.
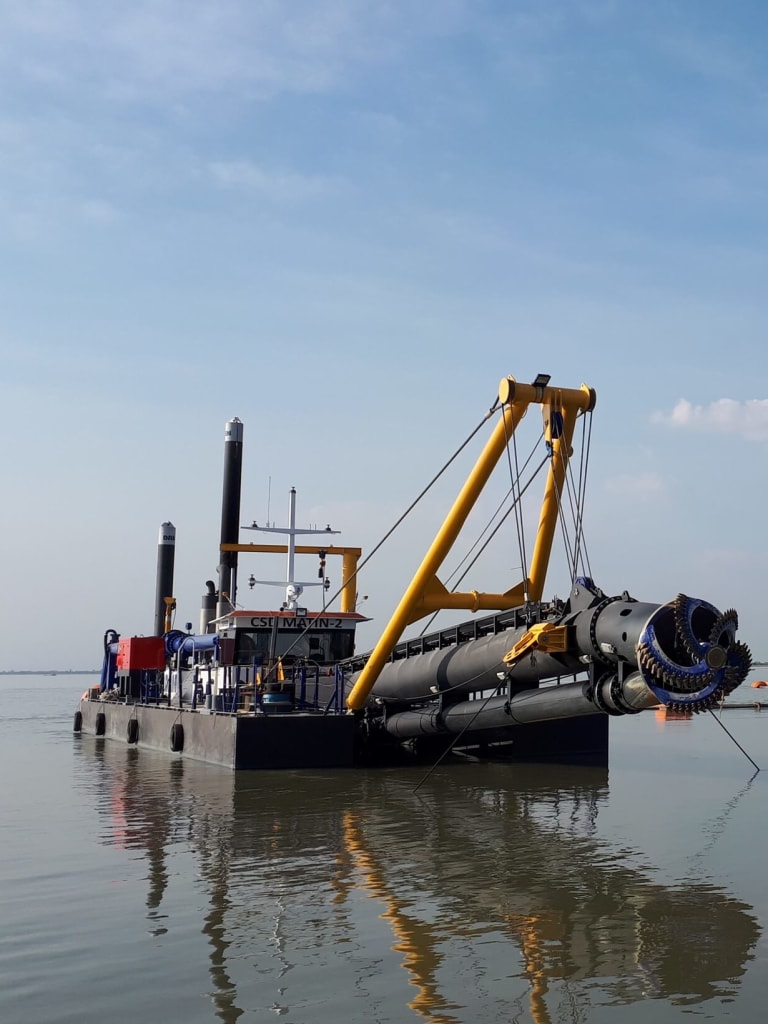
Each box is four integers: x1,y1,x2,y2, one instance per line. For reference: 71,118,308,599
219,610,363,669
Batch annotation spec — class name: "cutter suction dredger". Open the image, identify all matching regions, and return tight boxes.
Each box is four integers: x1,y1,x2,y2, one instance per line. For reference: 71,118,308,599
77,372,752,768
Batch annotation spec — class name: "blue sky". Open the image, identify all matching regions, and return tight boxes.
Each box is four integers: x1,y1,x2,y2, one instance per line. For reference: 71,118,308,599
1,0,767,669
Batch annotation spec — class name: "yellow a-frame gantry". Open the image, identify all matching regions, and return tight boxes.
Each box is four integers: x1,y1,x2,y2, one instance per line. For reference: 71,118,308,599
346,375,596,712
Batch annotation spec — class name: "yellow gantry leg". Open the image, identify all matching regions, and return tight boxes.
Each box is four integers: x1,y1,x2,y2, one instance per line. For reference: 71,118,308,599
527,398,583,601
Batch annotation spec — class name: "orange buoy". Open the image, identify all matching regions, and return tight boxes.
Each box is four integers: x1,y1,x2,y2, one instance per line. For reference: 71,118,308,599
655,706,693,721
751,680,768,688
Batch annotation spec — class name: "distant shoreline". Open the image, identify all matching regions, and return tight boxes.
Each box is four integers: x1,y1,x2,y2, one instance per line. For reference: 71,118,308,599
0,670,100,676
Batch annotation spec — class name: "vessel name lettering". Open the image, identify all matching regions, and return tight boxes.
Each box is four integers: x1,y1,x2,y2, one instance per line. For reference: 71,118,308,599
249,616,345,629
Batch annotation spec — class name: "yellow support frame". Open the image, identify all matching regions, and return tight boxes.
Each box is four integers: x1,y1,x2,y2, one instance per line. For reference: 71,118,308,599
346,375,595,712
220,543,362,613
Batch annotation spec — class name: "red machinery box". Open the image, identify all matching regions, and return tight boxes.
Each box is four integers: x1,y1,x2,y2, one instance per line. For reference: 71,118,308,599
117,636,166,671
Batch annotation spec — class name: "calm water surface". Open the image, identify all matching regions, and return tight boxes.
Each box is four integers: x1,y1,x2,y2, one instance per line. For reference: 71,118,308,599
1,674,768,1024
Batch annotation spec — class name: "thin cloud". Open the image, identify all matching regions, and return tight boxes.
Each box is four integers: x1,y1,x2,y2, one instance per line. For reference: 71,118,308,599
657,31,751,85
80,199,121,223
0,1,623,107
0,1,445,102
209,161,336,201
603,472,666,500
652,398,768,441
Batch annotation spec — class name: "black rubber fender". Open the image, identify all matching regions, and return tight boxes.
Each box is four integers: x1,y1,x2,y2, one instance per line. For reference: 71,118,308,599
95,712,106,736
127,718,139,744
170,723,184,753
73,710,83,733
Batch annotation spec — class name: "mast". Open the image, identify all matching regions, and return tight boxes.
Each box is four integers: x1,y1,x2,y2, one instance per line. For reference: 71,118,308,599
243,489,340,610
286,487,298,609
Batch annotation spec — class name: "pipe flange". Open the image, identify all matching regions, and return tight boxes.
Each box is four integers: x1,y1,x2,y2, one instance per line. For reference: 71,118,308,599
591,673,624,716
610,675,642,715
588,597,622,662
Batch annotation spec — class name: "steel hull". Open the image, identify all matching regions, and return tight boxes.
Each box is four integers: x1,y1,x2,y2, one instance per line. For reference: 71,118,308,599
77,699,358,769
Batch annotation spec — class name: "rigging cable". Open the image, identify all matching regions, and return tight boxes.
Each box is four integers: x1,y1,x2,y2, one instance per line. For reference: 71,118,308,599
560,407,593,581
258,397,502,678
502,403,530,601
444,429,545,588
550,407,593,584
573,407,594,580
415,405,590,647
417,451,549,638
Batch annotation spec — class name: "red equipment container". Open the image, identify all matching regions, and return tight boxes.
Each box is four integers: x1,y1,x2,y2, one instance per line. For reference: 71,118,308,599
117,636,166,671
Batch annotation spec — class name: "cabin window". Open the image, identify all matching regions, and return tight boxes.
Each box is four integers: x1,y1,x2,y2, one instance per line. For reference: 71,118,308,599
233,628,355,666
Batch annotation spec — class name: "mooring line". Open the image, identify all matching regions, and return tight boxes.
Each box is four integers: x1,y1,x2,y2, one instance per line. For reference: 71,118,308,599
708,708,761,773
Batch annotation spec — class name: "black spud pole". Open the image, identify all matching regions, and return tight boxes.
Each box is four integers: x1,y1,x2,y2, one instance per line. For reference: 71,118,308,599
217,417,244,618
153,522,175,635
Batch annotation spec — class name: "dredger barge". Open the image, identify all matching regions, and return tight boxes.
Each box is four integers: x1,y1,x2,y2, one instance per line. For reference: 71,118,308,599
74,373,752,768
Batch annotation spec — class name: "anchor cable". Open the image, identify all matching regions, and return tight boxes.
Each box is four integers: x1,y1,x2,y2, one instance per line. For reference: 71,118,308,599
413,686,504,794
707,708,761,773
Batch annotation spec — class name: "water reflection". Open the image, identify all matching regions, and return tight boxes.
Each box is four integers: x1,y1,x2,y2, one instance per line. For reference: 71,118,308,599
74,741,760,1023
